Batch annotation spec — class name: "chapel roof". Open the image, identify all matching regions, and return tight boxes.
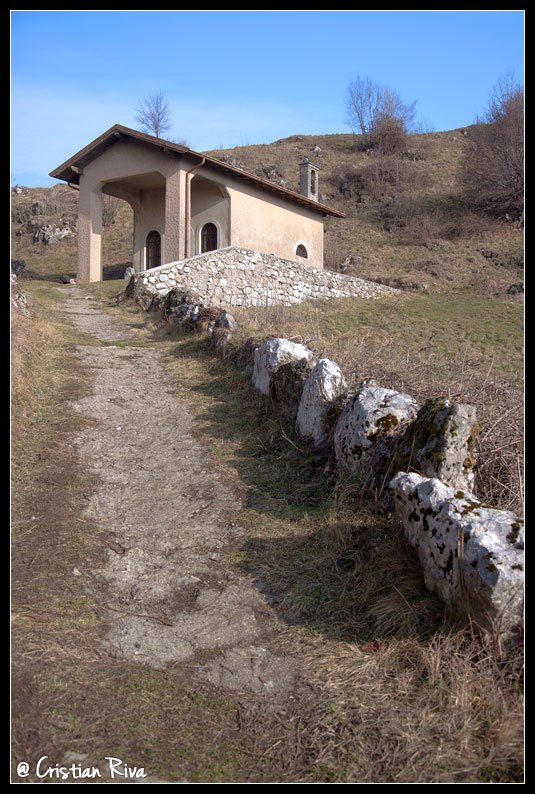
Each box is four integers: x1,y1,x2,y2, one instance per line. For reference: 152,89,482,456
49,123,344,218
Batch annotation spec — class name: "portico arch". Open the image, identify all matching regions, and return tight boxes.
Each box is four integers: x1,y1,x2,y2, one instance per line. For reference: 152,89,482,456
102,171,167,273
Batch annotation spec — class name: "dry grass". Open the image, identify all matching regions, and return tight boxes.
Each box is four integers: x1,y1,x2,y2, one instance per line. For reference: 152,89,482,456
294,629,524,782
159,329,524,783
11,278,524,782
11,289,63,453
205,128,523,296
226,290,523,515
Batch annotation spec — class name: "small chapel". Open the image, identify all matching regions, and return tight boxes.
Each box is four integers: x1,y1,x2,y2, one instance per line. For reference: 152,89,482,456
49,124,343,282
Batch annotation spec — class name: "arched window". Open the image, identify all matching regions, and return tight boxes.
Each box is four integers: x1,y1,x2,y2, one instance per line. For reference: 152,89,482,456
296,244,308,259
201,222,218,253
310,169,316,195
146,230,161,269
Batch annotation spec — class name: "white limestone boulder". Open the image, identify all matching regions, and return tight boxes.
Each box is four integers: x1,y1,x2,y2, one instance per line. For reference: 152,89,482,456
296,359,347,448
390,472,524,645
334,386,419,473
252,338,316,396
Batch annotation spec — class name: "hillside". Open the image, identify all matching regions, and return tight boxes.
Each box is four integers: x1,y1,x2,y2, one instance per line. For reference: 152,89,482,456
11,128,524,296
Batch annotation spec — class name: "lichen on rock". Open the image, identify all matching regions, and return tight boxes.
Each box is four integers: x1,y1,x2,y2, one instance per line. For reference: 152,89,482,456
334,385,419,474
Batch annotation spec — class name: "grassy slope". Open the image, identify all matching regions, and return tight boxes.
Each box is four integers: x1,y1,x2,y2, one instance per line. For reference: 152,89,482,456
203,128,523,294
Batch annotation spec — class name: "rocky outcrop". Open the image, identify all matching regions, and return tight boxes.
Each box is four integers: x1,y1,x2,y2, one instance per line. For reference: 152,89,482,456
11,274,30,316
390,472,524,646
32,222,74,245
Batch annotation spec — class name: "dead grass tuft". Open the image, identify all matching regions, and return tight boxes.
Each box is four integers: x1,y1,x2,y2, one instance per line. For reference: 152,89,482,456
297,628,523,782
11,291,58,449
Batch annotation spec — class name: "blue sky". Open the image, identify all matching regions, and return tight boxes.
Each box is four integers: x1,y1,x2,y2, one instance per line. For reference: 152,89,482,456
11,10,524,187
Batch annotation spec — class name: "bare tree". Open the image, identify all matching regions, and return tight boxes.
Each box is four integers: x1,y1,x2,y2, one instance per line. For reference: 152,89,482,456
135,90,172,139
460,74,524,221
346,76,382,144
346,76,416,153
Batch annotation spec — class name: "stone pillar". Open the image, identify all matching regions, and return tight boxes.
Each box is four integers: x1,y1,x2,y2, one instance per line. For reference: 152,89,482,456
164,170,185,263
77,179,103,282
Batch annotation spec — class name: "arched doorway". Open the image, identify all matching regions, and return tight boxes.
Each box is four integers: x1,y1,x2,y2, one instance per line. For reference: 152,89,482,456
146,230,161,269
201,222,218,253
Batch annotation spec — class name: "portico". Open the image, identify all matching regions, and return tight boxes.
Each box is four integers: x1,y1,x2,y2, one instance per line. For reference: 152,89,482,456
49,124,343,282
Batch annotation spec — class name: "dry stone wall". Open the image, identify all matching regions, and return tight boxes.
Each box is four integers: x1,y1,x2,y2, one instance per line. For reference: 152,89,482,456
123,272,524,649
249,336,524,649
136,246,400,307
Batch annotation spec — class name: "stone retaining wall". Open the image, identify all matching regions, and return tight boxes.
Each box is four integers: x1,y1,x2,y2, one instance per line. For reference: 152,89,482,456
136,246,400,307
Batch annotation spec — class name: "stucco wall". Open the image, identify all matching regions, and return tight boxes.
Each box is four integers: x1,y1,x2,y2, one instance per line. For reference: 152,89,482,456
196,162,324,268
190,176,231,254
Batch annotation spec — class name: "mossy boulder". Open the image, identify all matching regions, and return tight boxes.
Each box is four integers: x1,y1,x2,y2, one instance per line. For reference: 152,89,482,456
391,397,478,492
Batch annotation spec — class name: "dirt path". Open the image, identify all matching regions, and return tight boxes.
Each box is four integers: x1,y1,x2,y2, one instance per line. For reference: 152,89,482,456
59,286,297,702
